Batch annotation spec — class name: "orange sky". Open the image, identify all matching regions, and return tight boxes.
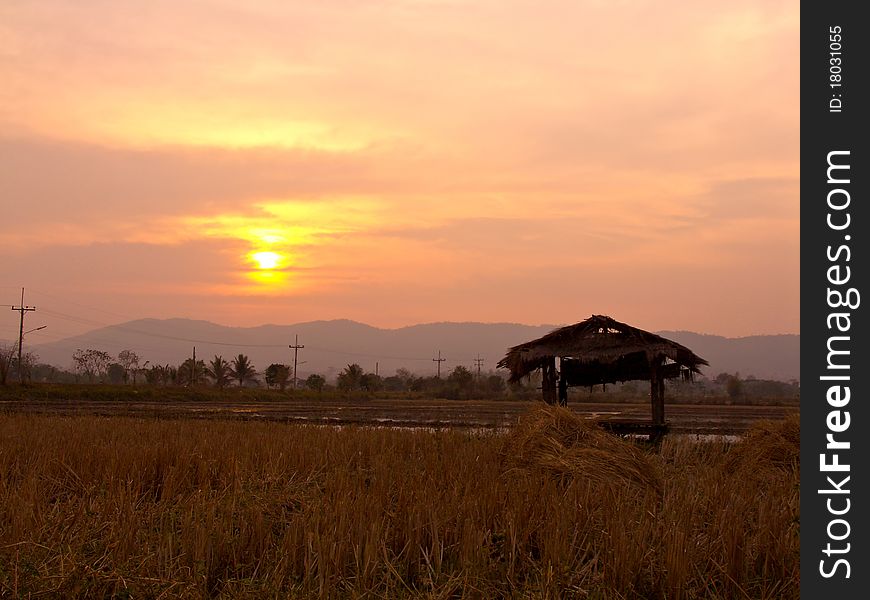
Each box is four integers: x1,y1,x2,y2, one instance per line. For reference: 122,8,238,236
1,0,799,342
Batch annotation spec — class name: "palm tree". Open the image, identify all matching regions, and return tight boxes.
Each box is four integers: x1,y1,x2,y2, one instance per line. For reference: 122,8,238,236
179,358,207,386
229,354,258,387
205,355,232,389
160,364,174,386
337,363,364,391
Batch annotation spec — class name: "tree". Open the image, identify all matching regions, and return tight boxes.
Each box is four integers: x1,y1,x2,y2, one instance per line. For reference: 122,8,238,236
229,354,258,387
178,358,207,386
265,363,291,390
7,350,40,384
107,363,126,385
72,348,113,383
447,366,474,390
714,372,743,400
485,374,506,395
206,356,232,389
32,363,63,383
443,366,474,399
360,372,383,392
411,375,442,394
395,368,415,391
145,364,162,385
0,343,15,385
725,375,743,399
305,373,326,392
132,361,150,386
337,363,364,391
146,364,175,386
382,375,405,392
117,350,140,384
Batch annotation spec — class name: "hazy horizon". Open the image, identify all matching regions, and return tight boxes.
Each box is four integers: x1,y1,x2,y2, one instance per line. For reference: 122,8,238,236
2,1,799,342
3,304,800,349
16,316,800,382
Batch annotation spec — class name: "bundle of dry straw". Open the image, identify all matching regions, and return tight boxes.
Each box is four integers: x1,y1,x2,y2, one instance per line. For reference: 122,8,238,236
725,413,800,474
501,405,662,494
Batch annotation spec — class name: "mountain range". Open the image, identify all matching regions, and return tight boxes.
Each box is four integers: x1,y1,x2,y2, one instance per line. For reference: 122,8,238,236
25,318,800,382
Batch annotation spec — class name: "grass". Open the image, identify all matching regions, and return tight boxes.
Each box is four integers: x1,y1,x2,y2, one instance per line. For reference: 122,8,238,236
0,406,799,598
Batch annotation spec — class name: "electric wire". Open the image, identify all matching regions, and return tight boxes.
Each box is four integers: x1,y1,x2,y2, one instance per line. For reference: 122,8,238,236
22,290,481,364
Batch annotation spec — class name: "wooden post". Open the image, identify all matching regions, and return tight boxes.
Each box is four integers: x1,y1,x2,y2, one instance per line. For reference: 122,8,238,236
650,356,665,425
542,357,558,405
658,375,666,424
548,359,557,405
541,360,550,404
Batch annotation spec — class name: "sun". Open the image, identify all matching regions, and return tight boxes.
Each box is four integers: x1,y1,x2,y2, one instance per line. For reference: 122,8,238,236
244,249,293,289
251,251,283,270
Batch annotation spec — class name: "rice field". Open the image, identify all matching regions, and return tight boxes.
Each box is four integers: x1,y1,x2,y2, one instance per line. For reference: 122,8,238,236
0,407,799,598
0,383,799,435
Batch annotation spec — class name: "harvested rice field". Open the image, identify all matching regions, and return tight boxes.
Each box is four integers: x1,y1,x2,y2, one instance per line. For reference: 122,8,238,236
0,406,799,599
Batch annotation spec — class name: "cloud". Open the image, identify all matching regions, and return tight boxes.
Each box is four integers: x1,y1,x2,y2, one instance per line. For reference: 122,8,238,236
0,0,798,336
0,137,391,244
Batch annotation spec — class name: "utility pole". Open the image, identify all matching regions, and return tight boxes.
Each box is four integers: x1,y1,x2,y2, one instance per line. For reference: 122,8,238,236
433,350,446,378
474,355,484,379
289,335,304,389
191,346,196,386
375,361,379,377
11,288,36,384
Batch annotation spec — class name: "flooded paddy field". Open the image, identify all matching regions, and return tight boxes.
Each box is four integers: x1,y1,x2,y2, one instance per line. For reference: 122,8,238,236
0,390,797,435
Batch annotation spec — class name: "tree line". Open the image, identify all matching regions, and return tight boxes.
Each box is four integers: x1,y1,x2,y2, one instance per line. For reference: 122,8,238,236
0,343,38,385
67,349,292,390
2,346,512,399
1,345,798,404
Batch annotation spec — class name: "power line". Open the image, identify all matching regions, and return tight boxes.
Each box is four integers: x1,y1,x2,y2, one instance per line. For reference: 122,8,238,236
35,310,473,364
28,296,493,366
474,355,484,379
26,330,169,357
27,288,139,321
11,288,36,384
432,350,446,378
304,344,433,362
289,334,304,389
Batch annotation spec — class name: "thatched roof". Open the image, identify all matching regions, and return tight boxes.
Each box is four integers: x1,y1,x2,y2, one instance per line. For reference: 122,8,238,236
497,315,708,384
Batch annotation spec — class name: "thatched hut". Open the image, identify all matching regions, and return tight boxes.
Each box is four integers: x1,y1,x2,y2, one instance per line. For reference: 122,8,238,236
497,315,707,426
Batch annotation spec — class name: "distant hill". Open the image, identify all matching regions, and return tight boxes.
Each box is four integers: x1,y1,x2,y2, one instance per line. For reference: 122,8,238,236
30,319,800,382
657,331,799,382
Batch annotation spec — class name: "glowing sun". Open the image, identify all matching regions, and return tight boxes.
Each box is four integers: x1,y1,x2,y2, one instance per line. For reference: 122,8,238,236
251,251,283,270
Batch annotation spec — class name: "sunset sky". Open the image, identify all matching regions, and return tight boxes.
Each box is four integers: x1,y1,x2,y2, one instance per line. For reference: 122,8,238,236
1,0,799,343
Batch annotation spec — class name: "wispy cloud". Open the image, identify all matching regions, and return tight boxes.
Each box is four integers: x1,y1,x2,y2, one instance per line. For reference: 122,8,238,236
0,0,798,336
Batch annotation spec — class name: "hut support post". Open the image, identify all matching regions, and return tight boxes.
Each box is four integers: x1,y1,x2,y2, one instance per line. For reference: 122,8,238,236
542,357,558,405
557,358,568,406
650,358,666,425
